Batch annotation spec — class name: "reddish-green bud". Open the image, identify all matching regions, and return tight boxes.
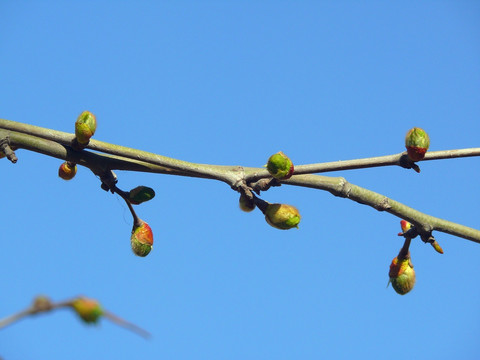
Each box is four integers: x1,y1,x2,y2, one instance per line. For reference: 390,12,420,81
58,162,77,180
388,254,416,295
405,127,430,161
129,186,156,205
264,203,301,230
131,220,153,257
399,220,411,233
239,193,256,212
71,297,103,324
75,111,97,145
266,151,294,179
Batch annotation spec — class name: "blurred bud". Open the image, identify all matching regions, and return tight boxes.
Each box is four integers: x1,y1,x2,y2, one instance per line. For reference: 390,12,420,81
405,127,430,161
388,254,416,295
266,151,294,180
131,220,153,257
32,295,53,313
239,193,256,212
72,297,103,324
75,111,97,145
58,162,77,180
129,186,156,205
264,203,301,230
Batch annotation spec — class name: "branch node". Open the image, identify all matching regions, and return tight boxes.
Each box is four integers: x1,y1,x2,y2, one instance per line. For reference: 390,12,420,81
336,177,351,198
99,170,118,193
398,153,421,173
250,178,281,195
375,197,392,211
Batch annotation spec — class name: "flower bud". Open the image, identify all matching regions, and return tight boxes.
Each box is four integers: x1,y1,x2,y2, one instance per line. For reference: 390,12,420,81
129,186,156,205
239,193,255,212
266,151,294,180
72,297,103,324
388,254,416,295
75,111,97,145
264,203,301,230
399,220,411,233
58,162,77,180
131,220,153,257
405,127,430,161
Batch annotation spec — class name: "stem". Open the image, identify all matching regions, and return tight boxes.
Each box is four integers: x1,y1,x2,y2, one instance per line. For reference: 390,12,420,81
398,238,412,259
112,185,141,227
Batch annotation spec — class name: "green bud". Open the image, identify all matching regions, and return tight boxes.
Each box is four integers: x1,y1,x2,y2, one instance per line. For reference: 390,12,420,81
405,127,430,161
131,220,153,257
58,162,77,180
71,297,103,324
239,193,256,212
388,254,416,295
129,186,156,205
75,111,97,145
266,151,294,179
264,203,301,230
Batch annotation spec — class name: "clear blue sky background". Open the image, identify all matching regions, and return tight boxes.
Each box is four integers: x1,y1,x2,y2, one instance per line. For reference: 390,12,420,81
1,1,479,359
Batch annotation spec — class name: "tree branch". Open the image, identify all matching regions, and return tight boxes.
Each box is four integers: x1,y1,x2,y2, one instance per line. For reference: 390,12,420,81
1,119,479,244
284,174,480,244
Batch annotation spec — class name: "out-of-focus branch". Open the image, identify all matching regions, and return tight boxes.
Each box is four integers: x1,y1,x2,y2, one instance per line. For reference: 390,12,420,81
0,295,150,339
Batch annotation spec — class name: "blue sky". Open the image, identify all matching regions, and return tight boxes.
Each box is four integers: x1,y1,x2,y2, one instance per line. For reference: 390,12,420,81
1,1,480,359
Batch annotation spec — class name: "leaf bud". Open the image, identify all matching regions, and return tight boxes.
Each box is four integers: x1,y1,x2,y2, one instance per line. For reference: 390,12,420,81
239,193,256,212
405,127,430,161
264,203,301,230
431,240,444,254
388,254,416,295
58,161,77,180
75,111,97,145
129,186,156,205
266,151,294,180
131,220,153,257
71,297,103,324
